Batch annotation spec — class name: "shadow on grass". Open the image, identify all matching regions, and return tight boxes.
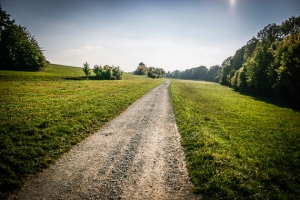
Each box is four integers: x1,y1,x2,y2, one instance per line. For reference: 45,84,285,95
62,76,103,81
63,76,124,81
234,89,300,112
62,76,87,80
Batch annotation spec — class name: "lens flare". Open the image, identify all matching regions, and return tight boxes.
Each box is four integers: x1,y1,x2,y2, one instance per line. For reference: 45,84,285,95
230,0,236,8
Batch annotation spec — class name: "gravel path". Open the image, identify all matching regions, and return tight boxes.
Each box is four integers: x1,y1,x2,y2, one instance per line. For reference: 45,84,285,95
10,80,200,200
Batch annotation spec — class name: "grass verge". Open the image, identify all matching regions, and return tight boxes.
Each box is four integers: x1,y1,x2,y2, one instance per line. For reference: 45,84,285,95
0,64,165,198
170,80,300,199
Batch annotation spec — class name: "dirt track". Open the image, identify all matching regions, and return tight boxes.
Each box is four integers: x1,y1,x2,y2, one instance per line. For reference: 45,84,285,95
10,80,200,200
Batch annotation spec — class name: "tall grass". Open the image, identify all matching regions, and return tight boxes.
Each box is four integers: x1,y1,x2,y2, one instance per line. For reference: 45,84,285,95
170,80,300,199
0,64,164,197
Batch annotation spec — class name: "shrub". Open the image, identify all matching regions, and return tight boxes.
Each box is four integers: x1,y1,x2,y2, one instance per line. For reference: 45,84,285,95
93,65,123,80
134,62,148,75
147,67,165,78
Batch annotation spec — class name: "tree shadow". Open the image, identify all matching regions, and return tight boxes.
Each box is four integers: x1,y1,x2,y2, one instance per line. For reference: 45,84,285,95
234,89,300,112
62,76,100,81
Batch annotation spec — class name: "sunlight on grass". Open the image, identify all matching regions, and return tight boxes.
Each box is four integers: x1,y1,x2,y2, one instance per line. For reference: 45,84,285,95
170,79,300,199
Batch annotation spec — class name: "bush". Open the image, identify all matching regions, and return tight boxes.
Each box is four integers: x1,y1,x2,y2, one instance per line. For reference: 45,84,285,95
134,62,148,75
147,67,165,78
93,65,123,80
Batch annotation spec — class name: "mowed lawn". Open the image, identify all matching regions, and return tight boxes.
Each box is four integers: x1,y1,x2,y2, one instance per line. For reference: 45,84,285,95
170,80,300,199
0,64,164,197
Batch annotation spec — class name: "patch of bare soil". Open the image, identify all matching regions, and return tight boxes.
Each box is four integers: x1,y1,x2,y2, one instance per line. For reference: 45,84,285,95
10,80,200,200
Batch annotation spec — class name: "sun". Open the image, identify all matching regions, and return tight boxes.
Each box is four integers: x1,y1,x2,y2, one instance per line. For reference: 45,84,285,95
229,0,236,8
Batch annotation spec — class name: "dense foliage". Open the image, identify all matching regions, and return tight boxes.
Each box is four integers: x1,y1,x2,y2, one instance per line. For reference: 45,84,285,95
166,65,222,83
93,64,123,80
134,62,166,78
220,16,300,105
147,67,165,78
134,62,148,75
0,6,46,71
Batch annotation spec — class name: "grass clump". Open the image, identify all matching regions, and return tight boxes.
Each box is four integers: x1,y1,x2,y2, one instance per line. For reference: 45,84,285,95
170,80,300,199
0,64,164,197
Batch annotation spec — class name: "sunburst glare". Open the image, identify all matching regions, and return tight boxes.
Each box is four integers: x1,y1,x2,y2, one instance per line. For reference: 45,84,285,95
230,0,236,9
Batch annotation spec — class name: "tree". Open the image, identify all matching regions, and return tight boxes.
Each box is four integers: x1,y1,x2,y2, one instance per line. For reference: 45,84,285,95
0,6,46,71
279,16,300,38
220,46,246,86
243,42,273,95
147,67,165,78
205,65,222,82
257,23,280,43
134,62,147,75
192,66,208,80
273,32,300,103
82,62,91,78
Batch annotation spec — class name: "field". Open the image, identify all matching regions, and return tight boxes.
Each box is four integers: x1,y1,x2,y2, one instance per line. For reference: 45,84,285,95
0,64,164,197
170,80,300,199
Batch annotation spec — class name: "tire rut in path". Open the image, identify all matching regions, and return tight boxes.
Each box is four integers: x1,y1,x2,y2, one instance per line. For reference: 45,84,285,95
10,80,200,200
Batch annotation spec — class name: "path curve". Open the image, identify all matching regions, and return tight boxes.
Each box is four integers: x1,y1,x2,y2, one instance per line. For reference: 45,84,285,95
10,80,200,200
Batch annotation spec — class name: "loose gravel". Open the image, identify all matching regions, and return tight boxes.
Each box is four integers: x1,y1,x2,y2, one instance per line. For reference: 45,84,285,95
10,80,200,200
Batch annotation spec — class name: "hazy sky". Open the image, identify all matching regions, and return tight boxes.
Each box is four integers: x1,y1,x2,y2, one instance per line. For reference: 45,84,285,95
1,0,300,72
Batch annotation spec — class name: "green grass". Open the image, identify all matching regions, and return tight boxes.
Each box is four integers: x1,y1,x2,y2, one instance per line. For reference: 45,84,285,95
170,80,300,199
0,64,164,197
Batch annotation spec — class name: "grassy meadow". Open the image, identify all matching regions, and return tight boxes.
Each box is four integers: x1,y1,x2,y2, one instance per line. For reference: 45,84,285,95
0,64,164,197
170,80,300,199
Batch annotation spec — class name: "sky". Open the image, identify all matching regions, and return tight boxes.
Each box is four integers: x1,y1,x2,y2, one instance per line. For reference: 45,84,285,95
1,0,300,72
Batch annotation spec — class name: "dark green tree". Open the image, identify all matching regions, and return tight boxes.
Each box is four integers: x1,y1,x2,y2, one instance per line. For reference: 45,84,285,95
205,65,222,82
220,46,245,86
0,6,46,71
273,32,300,103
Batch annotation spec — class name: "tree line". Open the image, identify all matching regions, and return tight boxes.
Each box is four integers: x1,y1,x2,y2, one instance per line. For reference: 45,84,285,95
166,65,222,83
0,6,47,71
166,16,300,105
220,16,300,105
134,62,165,78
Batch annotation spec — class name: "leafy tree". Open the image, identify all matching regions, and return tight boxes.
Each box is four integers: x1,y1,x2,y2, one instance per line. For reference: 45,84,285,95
134,62,147,75
243,42,273,94
205,65,222,82
147,67,165,78
273,32,300,103
244,37,259,61
112,66,122,80
0,6,46,71
257,23,280,43
82,62,91,78
220,47,245,86
279,16,300,38
192,66,208,80
220,56,232,85
172,70,181,78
